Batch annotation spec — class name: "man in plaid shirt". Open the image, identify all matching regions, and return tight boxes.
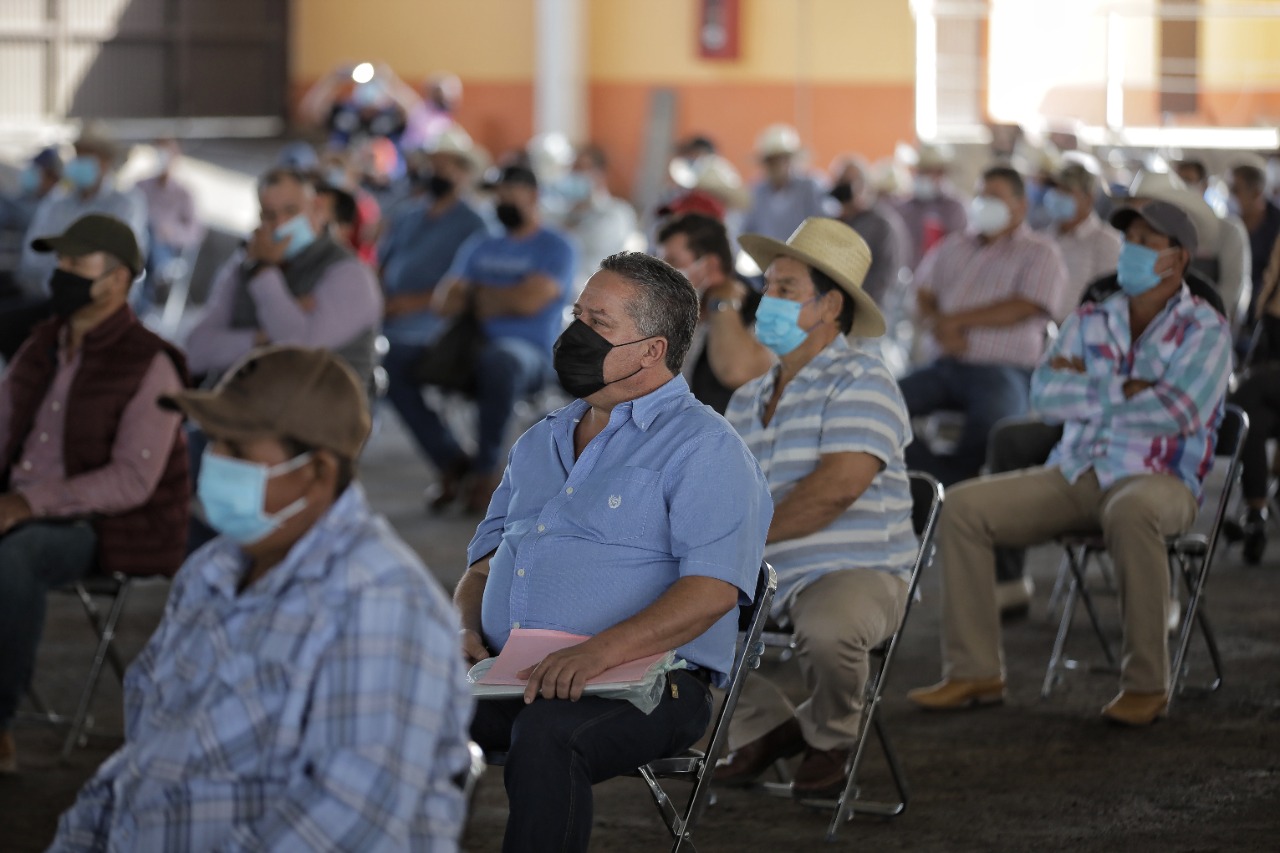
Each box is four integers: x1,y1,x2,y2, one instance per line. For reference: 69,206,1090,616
908,201,1232,727
50,346,473,852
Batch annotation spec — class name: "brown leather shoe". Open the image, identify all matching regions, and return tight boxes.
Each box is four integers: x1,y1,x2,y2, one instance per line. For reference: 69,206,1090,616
427,455,473,513
465,470,503,515
791,746,851,796
1101,691,1168,726
713,718,805,786
0,731,17,775
907,677,1006,710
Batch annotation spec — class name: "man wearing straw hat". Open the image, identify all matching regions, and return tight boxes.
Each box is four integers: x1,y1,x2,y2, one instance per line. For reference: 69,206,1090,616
715,217,916,795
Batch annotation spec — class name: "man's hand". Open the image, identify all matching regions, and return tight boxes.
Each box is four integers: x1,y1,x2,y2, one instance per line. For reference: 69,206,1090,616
384,294,414,319
296,294,317,313
1123,379,1154,399
246,224,288,267
1050,356,1087,373
519,639,614,703
933,316,967,356
0,492,33,535
459,629,490,666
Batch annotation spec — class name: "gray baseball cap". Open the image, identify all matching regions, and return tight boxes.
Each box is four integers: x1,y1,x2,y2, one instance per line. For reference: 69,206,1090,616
1109,200,1198,257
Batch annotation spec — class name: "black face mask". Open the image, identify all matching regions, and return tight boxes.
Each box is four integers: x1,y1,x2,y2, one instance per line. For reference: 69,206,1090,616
427,174,455,198
553,319,653,399
49,268,97,318
829,181,854,204
495,202,525,230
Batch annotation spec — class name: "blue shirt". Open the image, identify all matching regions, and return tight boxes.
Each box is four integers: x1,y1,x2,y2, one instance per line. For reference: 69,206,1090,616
467,376,773,686
726,336,917,615
378,198,489,344
1032,286,1233,501
51,485,474,853
452,226,575,354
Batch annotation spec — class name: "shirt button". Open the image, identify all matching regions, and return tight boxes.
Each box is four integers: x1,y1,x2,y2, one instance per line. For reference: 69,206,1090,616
537,524,545,533
141,449,151,459
38,433,47,443
517,569,526,577
51,401,61,412
566,487,574,495
21,460,32,471
512,621,521,629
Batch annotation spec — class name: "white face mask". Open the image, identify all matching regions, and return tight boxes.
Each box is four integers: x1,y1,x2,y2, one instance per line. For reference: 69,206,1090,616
969,196,1012,236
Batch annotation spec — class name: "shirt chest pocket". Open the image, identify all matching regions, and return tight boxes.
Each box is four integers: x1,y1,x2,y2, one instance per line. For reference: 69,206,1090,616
575,467,662,544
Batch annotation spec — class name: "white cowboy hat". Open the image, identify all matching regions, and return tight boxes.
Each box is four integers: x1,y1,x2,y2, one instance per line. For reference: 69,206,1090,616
422,126,484,172
669,154,751,209
755,124,802,159
1127,169,1220,249
739,217,886,339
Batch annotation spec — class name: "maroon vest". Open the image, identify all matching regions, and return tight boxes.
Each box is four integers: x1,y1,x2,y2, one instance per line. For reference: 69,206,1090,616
2,307,190,577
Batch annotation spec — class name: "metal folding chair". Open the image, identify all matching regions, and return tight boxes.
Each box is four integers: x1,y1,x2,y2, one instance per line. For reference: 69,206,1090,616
1041,405,1248,706
755,471,945,840
24,572,162,760
484,562,777,853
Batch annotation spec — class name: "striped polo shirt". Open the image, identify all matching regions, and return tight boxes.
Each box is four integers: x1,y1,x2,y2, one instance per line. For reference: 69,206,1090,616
726,335,916,617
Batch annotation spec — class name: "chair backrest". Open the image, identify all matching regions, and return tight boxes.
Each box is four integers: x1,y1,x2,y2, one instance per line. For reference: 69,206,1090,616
1194,404,1249,560
905,471,945,602
689,562,776,821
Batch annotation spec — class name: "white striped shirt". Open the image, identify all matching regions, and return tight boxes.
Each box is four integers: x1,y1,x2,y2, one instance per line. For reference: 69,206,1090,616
916,224,1072,370
726,336,916,616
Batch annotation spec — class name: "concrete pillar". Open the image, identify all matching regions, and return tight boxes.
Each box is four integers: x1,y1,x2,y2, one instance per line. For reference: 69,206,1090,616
535,0,587,140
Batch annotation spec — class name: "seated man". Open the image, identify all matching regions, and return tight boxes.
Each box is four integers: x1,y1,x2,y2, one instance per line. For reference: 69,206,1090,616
135,138,204,287
458,252,772,852
0,214,187,773
393,165,574,514
902,165,1071,487
908,201,1233,726
713,218,916,794
377,127,489,346
185,167,382,391
51,346,474,850
656,212,770,413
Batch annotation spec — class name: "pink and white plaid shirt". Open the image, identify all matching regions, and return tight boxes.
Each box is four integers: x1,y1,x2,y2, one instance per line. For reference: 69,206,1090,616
916,224,1072,370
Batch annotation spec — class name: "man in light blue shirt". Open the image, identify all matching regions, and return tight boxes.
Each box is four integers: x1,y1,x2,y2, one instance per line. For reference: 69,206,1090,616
51,346,474,852
716,218,916,796
741,124,830,243
455,252,772,853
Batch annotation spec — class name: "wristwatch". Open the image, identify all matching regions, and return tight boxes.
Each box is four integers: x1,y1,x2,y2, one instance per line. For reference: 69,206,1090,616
706,297,742,314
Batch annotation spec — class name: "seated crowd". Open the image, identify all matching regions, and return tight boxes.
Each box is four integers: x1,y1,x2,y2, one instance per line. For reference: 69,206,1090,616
0,105,1276,852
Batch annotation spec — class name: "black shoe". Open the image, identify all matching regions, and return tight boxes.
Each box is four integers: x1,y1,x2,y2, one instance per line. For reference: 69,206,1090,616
1242,509,1268,565
426,455,472,513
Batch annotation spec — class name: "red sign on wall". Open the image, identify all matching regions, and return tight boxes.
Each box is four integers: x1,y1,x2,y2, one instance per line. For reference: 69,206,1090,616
697,0,741,61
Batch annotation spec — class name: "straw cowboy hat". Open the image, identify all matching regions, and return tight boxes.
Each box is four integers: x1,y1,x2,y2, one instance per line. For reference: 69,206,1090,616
755,124,802,159
739,217,886,339
1126,169,1220,250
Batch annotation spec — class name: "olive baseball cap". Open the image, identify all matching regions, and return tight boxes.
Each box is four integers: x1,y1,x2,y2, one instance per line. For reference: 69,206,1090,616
161,346,370,460
30,213,144,277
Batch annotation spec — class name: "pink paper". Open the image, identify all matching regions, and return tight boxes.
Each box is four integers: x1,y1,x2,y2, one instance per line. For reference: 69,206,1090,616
479,628,669,686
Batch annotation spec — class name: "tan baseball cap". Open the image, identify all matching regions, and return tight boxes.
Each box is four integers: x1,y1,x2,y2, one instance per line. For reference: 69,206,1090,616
161,346,370,460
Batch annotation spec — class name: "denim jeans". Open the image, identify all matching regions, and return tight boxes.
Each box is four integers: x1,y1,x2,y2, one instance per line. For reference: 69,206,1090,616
471,669,712,853
384,336,549,474
899,358,1034,487
0,521,97,729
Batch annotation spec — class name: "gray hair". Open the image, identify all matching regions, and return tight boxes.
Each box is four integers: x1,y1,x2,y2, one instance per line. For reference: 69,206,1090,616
599,252,699,373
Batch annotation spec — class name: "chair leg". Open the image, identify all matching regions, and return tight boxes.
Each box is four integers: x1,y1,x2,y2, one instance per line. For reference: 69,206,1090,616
1042,574,1079,698
1169,555,1224,709
1045,551,1072,622
61,582,132,760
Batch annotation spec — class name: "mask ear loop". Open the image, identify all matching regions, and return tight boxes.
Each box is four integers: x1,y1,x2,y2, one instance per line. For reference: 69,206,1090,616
262,451,316,527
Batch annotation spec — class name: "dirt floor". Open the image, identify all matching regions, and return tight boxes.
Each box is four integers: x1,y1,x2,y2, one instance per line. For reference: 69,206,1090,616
3,415,1279,852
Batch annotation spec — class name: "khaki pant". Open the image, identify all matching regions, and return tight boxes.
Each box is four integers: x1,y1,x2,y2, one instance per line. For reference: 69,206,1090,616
729,568,910,752
939,466,1197,693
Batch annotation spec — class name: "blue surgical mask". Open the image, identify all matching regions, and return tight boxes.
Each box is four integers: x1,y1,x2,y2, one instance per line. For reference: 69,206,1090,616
754,295,816,356
558,172,593,204
19,166,41,195
65,156,100,190
274,213,316,260
1116,242,1170,296
1043,188,1078,223
197,450,313,545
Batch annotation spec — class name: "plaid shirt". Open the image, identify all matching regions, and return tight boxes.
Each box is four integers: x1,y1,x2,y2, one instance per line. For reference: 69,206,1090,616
1032,286,1233,500
916,225,1072,370
50,485,474,853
